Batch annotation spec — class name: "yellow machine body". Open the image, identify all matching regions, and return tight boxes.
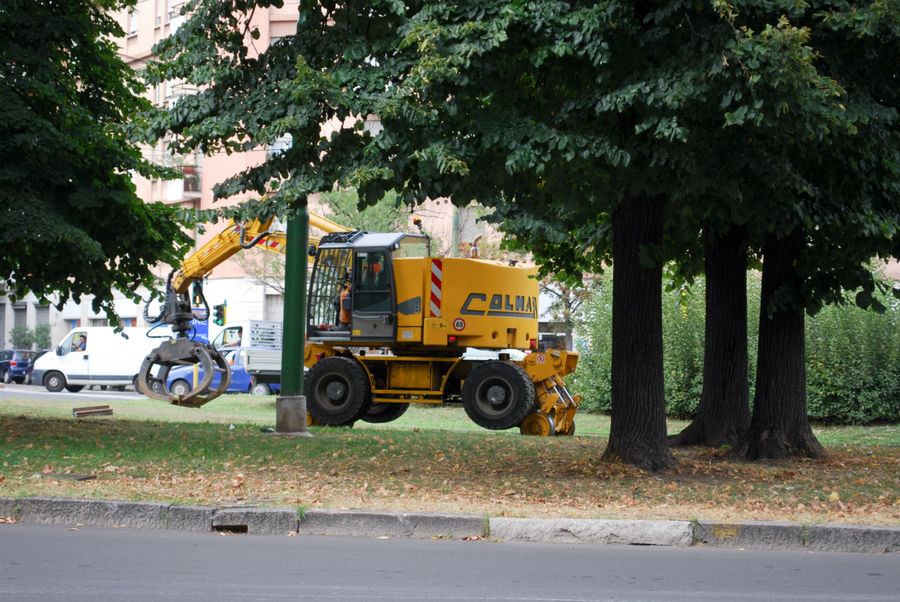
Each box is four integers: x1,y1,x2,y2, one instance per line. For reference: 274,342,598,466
148,210,581,435
392,257,539,350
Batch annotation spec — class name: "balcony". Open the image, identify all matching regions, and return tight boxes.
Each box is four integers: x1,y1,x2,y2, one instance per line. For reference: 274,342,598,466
165,165,202,203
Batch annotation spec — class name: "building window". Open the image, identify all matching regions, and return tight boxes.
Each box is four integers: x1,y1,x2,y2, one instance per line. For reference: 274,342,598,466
36,305,50,325
128,8,138,36
89,318,109,327
13,306,26,328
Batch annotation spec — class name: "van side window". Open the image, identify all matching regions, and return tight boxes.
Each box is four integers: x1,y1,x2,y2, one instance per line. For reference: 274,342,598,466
72,333,87,351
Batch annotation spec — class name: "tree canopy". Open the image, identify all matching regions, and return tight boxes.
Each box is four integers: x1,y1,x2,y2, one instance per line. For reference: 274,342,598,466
0,0,193,319
143,0,900,467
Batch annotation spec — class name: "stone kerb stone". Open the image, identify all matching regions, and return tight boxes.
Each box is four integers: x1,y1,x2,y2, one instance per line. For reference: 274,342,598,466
490,518,693,546
298,508,485,539
805,523,900,554
11,497,169,529
693,520,805,550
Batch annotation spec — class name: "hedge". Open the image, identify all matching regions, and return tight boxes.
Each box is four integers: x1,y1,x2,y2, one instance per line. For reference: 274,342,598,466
571,271,900,425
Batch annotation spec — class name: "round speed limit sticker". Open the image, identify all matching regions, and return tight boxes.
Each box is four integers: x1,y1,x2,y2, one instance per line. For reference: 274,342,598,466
453,318,466,331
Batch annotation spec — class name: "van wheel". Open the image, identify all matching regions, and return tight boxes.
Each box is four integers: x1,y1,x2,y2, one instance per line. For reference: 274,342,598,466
44,371,66,393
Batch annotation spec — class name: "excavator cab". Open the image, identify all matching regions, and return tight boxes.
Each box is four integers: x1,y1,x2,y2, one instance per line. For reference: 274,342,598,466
307,231,429,344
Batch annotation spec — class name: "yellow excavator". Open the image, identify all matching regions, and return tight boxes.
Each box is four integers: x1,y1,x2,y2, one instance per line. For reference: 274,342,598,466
139,211,581,436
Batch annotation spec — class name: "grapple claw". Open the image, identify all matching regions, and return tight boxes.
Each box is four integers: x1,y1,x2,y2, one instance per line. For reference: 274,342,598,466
138,338,231,407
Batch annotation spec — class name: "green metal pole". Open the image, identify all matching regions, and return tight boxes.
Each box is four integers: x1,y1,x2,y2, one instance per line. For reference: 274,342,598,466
281,207,308,395
275,205,311,435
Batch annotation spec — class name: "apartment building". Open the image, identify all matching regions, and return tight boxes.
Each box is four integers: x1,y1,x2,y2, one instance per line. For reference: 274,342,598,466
0,2,496,349
109,0,478,328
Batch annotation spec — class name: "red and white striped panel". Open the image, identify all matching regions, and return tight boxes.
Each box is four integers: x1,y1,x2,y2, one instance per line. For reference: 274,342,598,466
260,237,285,253
430,259,443,318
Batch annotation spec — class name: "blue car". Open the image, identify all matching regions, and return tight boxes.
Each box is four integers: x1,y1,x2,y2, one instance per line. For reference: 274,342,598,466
0,349,37,384
165,347,280,397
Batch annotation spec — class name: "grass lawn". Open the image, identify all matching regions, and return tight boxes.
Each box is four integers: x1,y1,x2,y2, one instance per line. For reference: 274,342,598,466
1,393,898,526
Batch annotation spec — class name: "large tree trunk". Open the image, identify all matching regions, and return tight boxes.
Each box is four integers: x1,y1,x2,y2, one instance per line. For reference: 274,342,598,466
671,226,750,448
734,228,826,460
602,192,674,471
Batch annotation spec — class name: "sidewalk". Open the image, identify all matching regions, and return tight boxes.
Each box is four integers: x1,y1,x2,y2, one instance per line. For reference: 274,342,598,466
2,496,898,554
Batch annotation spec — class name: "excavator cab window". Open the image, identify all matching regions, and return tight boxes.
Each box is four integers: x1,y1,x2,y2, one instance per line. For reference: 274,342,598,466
350,249,395,341
354,250,391,312
307,246,354,336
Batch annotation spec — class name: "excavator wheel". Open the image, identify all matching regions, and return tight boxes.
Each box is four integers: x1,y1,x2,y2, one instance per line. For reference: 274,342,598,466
305,356,371,426
360,402,410,424
462,360,535,430
520,412,556,436
556,421,575,436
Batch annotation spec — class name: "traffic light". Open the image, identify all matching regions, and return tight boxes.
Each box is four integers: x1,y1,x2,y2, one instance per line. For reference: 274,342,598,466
213,302,226,326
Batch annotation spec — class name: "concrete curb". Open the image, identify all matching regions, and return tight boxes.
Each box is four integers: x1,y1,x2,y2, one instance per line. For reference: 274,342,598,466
490,517,693,546
2,496,898,553
298,508,484,539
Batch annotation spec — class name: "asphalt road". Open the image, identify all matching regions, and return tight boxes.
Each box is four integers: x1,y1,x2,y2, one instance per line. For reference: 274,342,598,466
0,382,143,402
2,524,899,601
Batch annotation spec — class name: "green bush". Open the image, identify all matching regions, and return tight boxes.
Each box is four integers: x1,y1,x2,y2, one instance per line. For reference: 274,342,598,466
7,324,52,351
806,290,900,424
8,325,32,349
573,270,899,425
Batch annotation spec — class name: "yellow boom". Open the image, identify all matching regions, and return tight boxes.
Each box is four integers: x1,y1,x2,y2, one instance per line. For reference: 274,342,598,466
171,212,351,293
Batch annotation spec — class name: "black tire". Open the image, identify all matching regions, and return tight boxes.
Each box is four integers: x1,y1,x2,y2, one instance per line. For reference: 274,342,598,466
360,402,410,424
305,356,371,426
65,384,84,392
170,379,191,398
2,370,10,384
44,371,66,393
462,360,535,430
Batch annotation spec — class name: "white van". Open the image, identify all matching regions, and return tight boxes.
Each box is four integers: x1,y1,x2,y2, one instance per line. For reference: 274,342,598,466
31,326,172,393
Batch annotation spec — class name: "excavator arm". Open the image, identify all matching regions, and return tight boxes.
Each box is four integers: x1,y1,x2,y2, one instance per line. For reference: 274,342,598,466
138,211,351,407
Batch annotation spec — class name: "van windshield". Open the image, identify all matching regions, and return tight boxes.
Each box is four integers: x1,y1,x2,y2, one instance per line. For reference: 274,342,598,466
212,326,243,349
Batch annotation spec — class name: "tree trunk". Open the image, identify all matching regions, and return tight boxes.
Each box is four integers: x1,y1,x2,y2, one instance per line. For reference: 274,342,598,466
671,226,750,448
602,192,675,471
734,228,826,460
